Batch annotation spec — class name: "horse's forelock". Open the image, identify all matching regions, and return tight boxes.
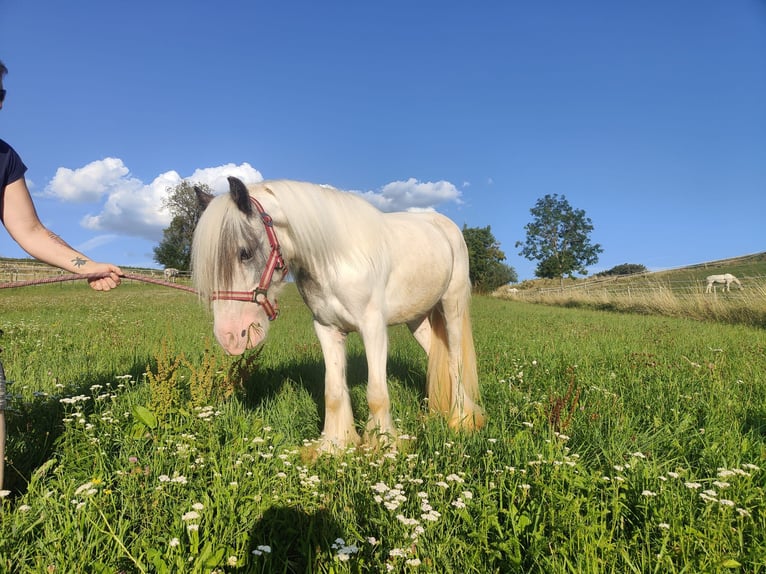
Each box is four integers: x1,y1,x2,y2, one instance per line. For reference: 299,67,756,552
192,195,258,299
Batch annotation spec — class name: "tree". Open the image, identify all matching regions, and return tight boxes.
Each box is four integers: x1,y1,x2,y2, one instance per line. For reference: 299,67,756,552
516,194,603,283
153,181,211,270
462,225,517,293
598,263,648,277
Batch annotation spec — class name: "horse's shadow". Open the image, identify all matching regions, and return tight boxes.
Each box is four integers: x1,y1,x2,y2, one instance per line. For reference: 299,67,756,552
238,347,427,432
3,334,426,495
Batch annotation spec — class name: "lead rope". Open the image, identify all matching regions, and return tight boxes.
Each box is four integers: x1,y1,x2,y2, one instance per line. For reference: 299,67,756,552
0,272,197,293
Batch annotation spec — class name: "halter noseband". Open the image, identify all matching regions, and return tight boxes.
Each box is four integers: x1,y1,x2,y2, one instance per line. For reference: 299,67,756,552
210,196,287,321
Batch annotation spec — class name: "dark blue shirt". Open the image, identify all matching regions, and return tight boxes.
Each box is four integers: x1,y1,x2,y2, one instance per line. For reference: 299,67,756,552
0,138,28,198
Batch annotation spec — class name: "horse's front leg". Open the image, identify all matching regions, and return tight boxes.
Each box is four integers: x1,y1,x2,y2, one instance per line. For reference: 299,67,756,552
313,321,360,453
360,314,397,446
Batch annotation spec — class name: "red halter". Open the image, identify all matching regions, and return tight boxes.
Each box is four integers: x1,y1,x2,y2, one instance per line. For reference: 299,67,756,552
210,197,287,321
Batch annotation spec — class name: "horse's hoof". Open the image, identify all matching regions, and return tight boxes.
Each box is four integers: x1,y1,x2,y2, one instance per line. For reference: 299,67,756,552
448,410,486,431
363,429,399,451
299,433,360,462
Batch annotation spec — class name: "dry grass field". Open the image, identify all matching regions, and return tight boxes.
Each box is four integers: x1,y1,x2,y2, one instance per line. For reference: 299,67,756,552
495,252,766,327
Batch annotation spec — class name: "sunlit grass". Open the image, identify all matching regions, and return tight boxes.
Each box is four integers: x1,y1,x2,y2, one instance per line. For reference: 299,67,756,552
0,283,764,572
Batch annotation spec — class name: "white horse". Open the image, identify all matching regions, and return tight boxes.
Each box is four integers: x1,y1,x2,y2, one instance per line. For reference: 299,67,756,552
705,273,742,293
163,268,179,283
191,177,485,453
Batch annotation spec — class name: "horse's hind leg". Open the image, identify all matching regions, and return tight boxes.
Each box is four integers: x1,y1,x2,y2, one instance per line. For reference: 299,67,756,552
439,296,485,430
313,321,360,453
407,316,431,355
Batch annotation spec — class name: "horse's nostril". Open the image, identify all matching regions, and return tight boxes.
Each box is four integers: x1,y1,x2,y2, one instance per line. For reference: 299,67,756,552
241,329,247,337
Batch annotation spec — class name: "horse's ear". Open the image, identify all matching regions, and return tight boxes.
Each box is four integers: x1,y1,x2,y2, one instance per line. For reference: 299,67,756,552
228,176,253,216
195,186,215,210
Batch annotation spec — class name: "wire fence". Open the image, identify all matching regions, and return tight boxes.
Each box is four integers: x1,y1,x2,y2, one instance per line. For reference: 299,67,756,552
0,261,191,285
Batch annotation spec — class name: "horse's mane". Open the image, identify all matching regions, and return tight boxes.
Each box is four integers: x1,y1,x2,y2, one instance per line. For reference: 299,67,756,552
264,180,387,270
192,180,388,298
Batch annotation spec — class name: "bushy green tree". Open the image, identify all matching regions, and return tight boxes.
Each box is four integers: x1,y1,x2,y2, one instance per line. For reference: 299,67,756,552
153,181,211,270
599,263,648,276
516,194,603,283
462,225,517,293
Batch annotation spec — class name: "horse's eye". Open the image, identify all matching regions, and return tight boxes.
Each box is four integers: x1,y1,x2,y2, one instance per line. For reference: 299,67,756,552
239,248,253,262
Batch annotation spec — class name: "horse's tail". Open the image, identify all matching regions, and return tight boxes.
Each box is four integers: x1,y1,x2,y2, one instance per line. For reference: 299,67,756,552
426,303,485,430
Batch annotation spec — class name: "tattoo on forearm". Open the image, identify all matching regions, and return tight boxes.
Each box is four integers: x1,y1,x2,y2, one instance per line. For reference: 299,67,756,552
47,230,73,249
72,257,88,268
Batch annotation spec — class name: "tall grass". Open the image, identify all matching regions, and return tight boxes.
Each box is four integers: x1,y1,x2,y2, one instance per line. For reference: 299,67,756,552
0,282,764,572
498,279,766,327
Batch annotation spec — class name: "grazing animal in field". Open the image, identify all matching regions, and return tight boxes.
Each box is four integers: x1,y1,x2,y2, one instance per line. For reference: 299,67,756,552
191,177,485,453
163,268,179,282
705,273,742,293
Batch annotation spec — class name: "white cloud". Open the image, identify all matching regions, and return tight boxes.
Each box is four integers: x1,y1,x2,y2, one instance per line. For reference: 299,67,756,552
355,178,462,212
61,160,263,241
45,157,133,202
80,169,180,239
43,159,457,243
188,163,263,194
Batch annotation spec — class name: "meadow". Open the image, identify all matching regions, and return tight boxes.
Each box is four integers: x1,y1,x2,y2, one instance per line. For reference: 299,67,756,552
499,253,766,328
0,281,764,573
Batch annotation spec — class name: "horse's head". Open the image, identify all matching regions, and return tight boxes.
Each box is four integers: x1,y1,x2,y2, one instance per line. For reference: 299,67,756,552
191,177,286,355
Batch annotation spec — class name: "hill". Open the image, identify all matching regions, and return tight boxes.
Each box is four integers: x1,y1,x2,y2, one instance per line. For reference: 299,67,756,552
495,252,766,327
504,252,766,294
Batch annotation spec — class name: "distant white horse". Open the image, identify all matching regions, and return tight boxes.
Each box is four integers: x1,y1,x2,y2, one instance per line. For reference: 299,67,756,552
164,268,179,283
705,273,742,293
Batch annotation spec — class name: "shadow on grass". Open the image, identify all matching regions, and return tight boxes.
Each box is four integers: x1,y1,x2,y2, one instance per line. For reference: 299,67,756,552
237,349,427,428
742,408,766,440
239,506,343,573
1,359,150,495
2,337,427,495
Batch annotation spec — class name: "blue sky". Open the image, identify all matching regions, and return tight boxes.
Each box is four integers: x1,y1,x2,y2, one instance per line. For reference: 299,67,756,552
1,1,764,280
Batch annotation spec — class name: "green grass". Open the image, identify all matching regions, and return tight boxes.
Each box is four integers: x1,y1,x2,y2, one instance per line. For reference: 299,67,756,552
0,282,764,572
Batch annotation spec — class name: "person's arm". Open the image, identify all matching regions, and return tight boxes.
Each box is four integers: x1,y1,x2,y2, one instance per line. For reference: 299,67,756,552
1,177,122,291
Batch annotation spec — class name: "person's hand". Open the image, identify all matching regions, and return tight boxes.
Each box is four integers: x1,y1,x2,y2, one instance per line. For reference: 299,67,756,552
86,263,123,291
